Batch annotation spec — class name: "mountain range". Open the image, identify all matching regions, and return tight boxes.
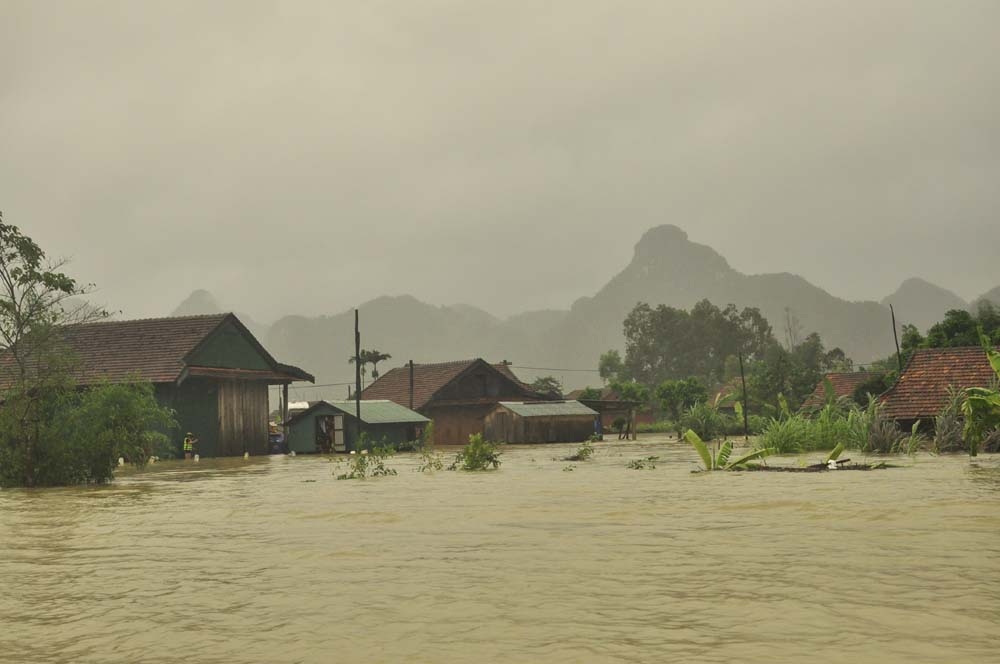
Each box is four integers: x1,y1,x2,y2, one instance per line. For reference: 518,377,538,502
170,225,1000,393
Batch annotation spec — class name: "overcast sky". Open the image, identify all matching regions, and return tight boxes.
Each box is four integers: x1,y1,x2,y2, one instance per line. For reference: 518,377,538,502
2,1,998,322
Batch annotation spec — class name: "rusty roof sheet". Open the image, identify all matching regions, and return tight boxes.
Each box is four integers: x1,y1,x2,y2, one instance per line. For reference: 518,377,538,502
880,346,999,420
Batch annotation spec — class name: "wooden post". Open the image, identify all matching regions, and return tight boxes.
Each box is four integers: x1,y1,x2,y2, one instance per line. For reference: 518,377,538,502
282,383,289,442
738,349,749,443
889,303,903,373
355,309,362,444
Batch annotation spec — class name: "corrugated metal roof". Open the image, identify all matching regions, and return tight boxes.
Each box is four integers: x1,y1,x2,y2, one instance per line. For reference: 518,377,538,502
326,400,430,425
498,401,598,417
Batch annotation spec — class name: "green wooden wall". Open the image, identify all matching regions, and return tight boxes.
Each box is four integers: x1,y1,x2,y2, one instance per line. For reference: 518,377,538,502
156,380,220,458
187,320,272,371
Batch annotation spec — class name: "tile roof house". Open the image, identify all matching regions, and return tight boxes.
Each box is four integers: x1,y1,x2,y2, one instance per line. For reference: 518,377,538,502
800,371,882,413
0,314,313,457
880,346,999,426
360,358,548,444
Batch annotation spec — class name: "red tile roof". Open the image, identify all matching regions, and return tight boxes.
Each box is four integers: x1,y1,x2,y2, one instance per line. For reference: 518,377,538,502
0,313,312,389
800,371,882,412
360,358,541,409
880,347,999,420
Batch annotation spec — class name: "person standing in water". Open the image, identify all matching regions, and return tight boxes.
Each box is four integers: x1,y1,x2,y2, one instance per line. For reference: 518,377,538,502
183,432,199,460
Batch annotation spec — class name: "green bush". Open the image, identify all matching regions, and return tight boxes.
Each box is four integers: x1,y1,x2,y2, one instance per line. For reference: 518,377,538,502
759,415,814,454
448,433,502,471
335,446,397,480
0,380,176,488
681,402,725,441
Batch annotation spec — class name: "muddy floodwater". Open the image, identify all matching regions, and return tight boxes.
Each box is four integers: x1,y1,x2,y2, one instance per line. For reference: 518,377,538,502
2,437,998,663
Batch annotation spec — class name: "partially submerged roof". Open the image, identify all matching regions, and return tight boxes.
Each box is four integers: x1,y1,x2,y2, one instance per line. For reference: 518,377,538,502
880,346,999,420
0,313,314,389
497,401,598,417
287,399,429,425
360,358,542,409
800,371,881,412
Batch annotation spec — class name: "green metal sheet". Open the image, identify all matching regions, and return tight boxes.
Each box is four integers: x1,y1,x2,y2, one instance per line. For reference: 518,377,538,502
326,400,430,425
499,401,598,418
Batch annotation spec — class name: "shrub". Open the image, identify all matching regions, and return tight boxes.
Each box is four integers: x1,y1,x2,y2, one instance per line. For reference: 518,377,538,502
759,415,813,454
845,397,905,454
448,433,501,471
681,402,724,441
933,388,965,453
563,440,594,461
335,446,397,480
0,379,177,487
626,456,659,470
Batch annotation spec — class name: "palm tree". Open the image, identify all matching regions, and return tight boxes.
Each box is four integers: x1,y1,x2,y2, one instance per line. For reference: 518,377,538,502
348,355,368,388
365,350,392,381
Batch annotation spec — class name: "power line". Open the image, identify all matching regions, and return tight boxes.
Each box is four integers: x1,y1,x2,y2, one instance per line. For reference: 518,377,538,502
510,365,600,373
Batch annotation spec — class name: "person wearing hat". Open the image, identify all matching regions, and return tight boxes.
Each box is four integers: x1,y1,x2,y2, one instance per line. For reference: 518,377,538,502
183,432,199,460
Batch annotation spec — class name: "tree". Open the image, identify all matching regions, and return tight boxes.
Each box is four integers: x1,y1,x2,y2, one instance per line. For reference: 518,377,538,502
655,377,708,423
349,349,393,384
364,349,392,381
0,214,173,487
598,350,624,384
530,375,563,397
610,380,650,440
621,300,774,387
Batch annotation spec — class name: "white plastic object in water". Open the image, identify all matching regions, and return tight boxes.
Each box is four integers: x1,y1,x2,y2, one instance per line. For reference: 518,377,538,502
117,457,125,467
289,451,296,457
193,454,200,462
827,459,838,470
244,452,250,459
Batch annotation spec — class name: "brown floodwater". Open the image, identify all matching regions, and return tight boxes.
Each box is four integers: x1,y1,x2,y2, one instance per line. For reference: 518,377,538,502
1,437,998,664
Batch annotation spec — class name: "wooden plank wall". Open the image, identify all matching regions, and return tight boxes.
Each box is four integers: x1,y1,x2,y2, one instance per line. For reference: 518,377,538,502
217,380,269,456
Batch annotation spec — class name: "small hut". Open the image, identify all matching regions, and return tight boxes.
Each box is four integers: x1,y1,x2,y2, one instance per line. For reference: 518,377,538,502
483,401,598,443
284,399,429,453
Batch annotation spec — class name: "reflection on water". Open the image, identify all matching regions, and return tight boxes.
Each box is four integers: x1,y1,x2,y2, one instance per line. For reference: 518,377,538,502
1,438,998,663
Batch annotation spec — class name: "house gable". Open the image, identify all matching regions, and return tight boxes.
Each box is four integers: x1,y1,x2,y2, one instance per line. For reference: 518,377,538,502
185,318,274,372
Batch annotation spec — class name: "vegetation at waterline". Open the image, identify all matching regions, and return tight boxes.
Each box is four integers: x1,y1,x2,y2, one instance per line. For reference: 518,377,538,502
335,447,397,480
960,333,1000,457
448,433,502,471
626,456,659,470
684,430,774,471
0,215,176,488
562,438,595,462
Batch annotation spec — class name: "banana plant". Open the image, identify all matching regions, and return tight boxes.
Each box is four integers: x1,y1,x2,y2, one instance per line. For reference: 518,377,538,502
684,429,774,471
961,332,1000,457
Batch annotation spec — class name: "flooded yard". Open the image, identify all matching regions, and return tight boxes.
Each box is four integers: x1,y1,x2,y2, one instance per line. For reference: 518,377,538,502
1,436,998,663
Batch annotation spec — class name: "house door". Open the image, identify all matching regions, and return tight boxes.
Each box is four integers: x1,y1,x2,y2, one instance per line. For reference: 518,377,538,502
316,415,345,453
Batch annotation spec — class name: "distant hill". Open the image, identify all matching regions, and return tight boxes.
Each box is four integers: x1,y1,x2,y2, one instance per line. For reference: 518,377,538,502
537,225,895,382
173,225,935,393
170,289,266,340
881,278,968,333
971,285,1000,312
172,289,222,316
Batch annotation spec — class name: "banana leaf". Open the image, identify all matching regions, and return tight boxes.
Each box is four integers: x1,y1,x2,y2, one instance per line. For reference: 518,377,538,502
717,440,733,468
684,429,713,471
825,442,844,463
725,447,776,470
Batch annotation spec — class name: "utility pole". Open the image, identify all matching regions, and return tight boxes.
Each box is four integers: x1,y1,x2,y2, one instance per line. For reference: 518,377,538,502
409,360,415,410
738,349,749,444
889,304,903,373
355,309,362,442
